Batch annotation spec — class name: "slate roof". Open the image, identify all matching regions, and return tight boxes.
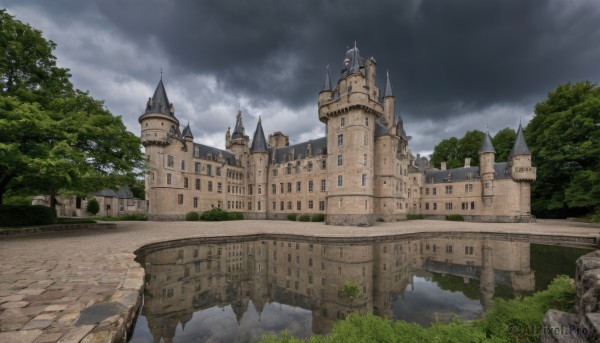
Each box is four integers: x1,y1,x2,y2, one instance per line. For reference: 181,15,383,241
510,123,531,156
424,162,512,184
116,186,134,199
181,123,194,138
321,70,332,92
231,111,245,140
94,189,119,198
478,132,495,154
193,143,238,166
374,119,389,137
269,137,327,164
341,43,364,77
250,118,269,153
145,79,171,115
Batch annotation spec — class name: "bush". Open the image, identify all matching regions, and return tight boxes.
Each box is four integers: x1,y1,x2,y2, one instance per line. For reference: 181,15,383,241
0,205,57,227
311,213,325,222
298,214,310,222
228,212,244,220
287,213,297,221
186,211,199,221
200,208,230,221
592,207,600,223
407,214,425,220
86,198,99,215
446,214,464,221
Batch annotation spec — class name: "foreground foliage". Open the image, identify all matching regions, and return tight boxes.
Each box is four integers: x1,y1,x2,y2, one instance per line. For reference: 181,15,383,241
260,276,575,343
199,208,243,221
0,205,56,226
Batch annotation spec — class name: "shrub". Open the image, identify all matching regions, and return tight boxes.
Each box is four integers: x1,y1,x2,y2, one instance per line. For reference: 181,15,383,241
86,198,100,215
298,214,310,222
228,212,244,220
186,211,199,221
311,213,325,222
407,214,425,220
0,205,57,227
287,213,297,221
592,207,600,223
200,208,230,221
446,214,464,221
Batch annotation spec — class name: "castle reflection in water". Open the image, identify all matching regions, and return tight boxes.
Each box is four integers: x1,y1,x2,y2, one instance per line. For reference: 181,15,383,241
139,236,535,342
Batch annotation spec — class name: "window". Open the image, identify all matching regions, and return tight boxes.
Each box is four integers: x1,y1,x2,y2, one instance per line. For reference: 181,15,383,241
446,245,453,253
208,181,213,192
217,182,222,193
337,175,343,187
308,200,314,209
272,202,276,210
193,197,198,208
181,160,185,171
272,184,276,194
321,159,326,169
308,181,314,192
465,246,474,255
341,117,345,126
297,201,301,211
166,173,172,185
287,165,291,175
471,201,475,210
248,202,252,210
178,194,183,204
257,202,261,211
248,185,253,195
287,183,292,192
319,201,325,211
445,185,453,194
216,167,221,176
432,188,437,195
296,182,301,192
337,155,343,166
321,179,326,191
207,165,212,176
308,162,313,172
433,203,437,210
287,201,292,210
258,185,262,195
184,177,188,188
365,116,369,126
280,201,284,210
363,154,367,166
425,203,429,210
195,162,201,174
361,174,366,187
446,202,453,210
337,134,344,147
280,183,284,193
426,188,429,195
167,155,174,167
465,184,473,193
364,132,368,146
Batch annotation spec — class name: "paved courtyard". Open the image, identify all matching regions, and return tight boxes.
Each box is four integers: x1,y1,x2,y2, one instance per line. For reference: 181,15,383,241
1,219,599,343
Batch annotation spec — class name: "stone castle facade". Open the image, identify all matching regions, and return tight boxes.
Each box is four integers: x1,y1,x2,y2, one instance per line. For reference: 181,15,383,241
140,44,535,225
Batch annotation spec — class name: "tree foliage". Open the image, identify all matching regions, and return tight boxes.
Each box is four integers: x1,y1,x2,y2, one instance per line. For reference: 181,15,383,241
86,198,100,215
526,81,600,218
0,10,144,206
430,130,485,169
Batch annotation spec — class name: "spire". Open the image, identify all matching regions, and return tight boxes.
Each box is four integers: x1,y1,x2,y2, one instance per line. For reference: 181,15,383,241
479,131,496,154
250,117,269,153
182,122,193,139
146,79,171,115
231,110,245,140
321,66,332,92
341,41,364,76
510,123,531,156
384,70,393,97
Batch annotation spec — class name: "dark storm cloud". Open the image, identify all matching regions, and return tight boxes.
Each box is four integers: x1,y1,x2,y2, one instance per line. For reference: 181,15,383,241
3,0,600,153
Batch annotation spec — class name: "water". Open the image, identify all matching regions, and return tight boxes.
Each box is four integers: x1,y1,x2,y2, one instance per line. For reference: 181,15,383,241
129,235,592,343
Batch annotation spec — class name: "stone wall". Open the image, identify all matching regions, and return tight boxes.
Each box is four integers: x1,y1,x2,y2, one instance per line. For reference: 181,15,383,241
542,250,600,342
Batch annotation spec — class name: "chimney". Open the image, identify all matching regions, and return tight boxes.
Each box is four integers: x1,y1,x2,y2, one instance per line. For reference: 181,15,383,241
441,162,447,171
464,158,471,168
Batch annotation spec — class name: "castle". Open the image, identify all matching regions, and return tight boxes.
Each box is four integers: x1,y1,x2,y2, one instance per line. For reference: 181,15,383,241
139,44,536,225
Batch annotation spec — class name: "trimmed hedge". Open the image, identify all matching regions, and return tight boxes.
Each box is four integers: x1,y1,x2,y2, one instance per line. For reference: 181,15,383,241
407,214,425,220
186,211,200,221
0,205,57,227
199,208,243,221
228,212,244,220
287,213,297,221
298,214,310,222
311,213,325,222
446,214,465,221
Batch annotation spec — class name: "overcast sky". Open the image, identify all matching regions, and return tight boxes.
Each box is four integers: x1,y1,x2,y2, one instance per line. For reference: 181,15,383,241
2,0,600,156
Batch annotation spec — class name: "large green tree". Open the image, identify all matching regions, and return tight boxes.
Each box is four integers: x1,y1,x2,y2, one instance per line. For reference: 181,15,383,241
526,81,600,218
430,130,484,169
0,10,143,206
491,127,516,162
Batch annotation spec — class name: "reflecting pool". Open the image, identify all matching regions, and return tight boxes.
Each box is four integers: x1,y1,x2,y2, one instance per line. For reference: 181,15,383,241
130,235,592,343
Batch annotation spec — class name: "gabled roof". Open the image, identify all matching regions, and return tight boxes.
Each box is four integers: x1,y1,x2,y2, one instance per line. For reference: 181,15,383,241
383,70,393,97
250,118,269,153
116,186,134,199
478,132,495,154
94,189,119,198
510,123,531,156
270,137,327,164
193,143,238,166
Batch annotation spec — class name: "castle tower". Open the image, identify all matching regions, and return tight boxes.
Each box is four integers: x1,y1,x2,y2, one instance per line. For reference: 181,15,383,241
510,124,536,217
318,43,384,226
382,71,395,128
248,117,269,219
181,122,193,143
225,127,231,150
229,110,250,165
478,131,496,208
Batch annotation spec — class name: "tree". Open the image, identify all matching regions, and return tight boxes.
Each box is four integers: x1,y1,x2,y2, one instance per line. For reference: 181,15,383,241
526,81,600,218
341,280,361,310
492,128,516,162
430,131,484,169
86,198,100,215
0,11,144,206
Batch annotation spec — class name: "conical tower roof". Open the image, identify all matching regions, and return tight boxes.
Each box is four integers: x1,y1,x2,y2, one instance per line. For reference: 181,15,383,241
321,69,332,92
341,41,364,77
250,117,269,153
231,111,245,140
478,131,496,154
510,123,531,156
384,70,393,97
146,79,172,115
182,122,193,139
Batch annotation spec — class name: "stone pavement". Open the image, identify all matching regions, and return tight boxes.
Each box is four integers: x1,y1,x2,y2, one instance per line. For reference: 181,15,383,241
0,219,599,343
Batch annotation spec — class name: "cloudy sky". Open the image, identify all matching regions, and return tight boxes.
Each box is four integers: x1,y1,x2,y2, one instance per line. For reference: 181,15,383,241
2,0,600,156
